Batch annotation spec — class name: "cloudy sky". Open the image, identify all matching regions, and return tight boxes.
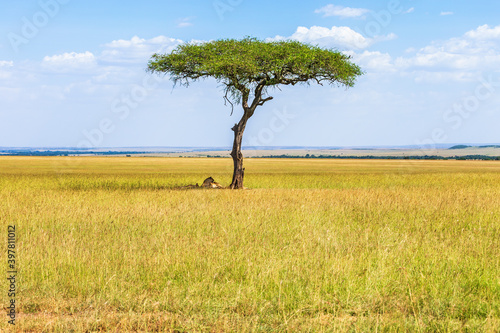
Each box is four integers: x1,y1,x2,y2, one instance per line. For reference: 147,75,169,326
1,0,499,148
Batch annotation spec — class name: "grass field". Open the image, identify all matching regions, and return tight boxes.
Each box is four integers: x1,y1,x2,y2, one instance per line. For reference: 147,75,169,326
1,156,499,332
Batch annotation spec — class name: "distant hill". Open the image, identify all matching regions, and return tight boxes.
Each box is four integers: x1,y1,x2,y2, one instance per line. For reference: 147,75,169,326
449,145,471,149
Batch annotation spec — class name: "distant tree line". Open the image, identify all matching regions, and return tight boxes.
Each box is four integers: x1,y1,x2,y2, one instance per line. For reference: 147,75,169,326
0,151,147,156
449,145,500,149
2,151,499,160
250,154,500,161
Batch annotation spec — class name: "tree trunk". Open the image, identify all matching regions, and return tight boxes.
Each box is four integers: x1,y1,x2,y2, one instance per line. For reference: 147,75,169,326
228,82,270,189
230,121,246,189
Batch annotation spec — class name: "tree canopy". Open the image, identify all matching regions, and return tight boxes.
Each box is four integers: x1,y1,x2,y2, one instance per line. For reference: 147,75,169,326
148,37,362,108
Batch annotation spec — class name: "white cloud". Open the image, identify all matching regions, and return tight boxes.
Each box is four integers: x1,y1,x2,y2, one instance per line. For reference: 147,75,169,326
101,36,183,64
404,7,415,14
315,4,369,18
400,24,500,72
347,50,396,72
0,60,14,67
0,61,14,79
336,24,500,84
177,17,194,28
42,52,97,73
440,11,454,16
270,26,396,50
465,24,500,40
411,71,477,84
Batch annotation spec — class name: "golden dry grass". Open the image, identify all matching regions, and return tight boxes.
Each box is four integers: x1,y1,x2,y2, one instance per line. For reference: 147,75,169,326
0,157,499,332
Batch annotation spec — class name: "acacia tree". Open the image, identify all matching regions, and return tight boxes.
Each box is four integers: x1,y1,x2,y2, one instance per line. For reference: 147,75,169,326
148,37,362,189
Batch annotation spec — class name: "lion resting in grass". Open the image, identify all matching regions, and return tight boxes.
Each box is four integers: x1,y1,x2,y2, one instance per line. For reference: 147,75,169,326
178,177,224,189
201,177,223,189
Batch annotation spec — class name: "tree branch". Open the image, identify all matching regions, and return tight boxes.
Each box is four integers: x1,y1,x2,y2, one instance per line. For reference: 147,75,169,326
223,88,235,116
248,80,266,111
258,96,273,106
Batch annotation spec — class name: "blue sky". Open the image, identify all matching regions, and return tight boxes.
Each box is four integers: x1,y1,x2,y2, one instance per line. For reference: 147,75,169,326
1,0,499,148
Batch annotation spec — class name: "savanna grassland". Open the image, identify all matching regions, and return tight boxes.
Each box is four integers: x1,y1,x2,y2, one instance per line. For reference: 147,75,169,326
0,156,499,332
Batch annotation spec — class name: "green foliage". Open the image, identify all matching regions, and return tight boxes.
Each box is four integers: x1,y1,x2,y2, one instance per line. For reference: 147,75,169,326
148,37,363,103
449,145,471,149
